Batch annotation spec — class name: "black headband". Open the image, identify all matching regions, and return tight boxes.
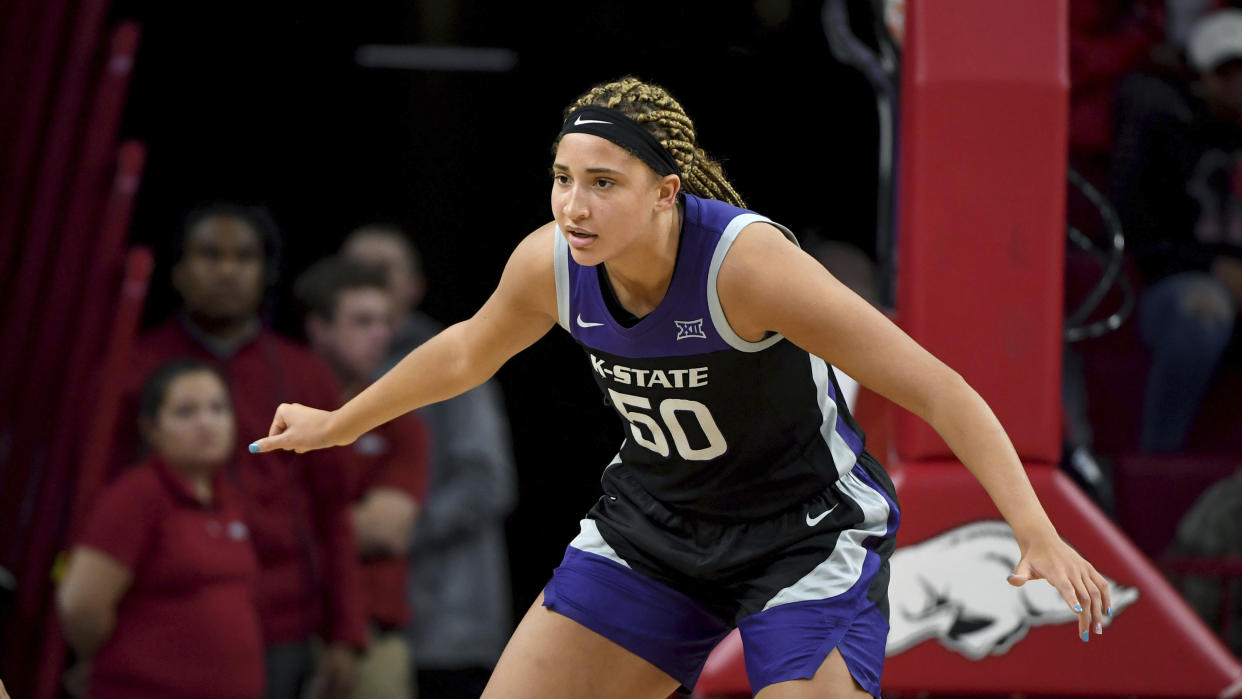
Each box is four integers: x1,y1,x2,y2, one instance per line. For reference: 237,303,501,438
558,106,681,178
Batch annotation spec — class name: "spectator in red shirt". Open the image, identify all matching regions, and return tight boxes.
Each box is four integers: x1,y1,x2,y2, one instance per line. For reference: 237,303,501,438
59,360,264,699
115,203,367,699
295,256,431,699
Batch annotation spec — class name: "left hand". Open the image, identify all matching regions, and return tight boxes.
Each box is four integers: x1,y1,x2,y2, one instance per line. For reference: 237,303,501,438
311,642,358,699
1007,534,1112,641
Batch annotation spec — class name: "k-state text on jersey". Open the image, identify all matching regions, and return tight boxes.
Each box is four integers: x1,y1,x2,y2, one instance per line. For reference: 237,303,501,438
589,354,709,388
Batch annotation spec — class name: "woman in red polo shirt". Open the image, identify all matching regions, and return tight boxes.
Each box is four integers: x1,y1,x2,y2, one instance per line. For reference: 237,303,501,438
58,360,264,699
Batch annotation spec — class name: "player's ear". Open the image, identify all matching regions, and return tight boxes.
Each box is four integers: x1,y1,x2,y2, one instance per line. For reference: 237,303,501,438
653,173,680,212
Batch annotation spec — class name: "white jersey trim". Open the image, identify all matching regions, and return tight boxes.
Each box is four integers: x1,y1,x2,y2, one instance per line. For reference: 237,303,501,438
553,226,570,331
706,213,799,353
761,466,891,610
810,354,861,478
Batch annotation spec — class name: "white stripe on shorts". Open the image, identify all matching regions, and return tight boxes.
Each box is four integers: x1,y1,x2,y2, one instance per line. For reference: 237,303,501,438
569,518,632,569
761,467,891,610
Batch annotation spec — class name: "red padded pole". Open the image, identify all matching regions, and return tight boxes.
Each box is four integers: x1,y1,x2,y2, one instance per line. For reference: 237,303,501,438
894,0,1067,464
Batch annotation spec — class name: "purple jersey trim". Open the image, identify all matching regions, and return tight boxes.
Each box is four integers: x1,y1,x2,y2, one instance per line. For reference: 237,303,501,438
853,462,901,540
560,194,787,358
837,422,864,459
543,546,731,691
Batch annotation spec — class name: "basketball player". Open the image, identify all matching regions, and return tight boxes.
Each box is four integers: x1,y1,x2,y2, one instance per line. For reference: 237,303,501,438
252,77,1110,698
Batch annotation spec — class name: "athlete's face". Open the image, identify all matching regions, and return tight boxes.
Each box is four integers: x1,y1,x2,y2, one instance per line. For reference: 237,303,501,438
551,133,675,267
144,370,235,474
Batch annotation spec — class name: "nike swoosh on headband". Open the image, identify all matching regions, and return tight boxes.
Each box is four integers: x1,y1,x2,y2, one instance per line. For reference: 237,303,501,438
574,116,612,125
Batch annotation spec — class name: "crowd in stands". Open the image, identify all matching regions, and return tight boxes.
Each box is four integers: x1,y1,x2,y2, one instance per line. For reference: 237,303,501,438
42,3,1242,697
1069,0,1242,655
56,204,515,698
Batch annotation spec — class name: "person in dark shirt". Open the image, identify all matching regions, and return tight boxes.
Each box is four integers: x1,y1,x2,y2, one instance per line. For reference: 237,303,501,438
1111,9,1242,452
117,204,367,699
296,256,431,699
60,360,264,699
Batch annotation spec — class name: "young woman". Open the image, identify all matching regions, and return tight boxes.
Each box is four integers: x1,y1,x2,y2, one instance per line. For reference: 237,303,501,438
60,360,264,699
252,77,1111,698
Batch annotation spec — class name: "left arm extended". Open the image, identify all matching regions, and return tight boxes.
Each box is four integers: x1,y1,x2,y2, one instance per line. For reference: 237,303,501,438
718,222,1111,638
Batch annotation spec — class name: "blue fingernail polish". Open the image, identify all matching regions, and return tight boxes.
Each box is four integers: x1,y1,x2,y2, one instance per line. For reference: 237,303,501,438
1106,607,1112,616
1074,604,1083,613
1081,631,1089,642
248,443,259,454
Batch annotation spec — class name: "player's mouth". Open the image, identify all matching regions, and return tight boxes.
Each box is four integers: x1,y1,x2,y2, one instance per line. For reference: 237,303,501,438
565,227,597,249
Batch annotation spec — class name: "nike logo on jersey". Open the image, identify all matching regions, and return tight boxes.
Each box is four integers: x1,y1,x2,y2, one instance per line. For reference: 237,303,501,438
806,504,837,526
574,116,612,125
577,314,604,328
589,354,709,388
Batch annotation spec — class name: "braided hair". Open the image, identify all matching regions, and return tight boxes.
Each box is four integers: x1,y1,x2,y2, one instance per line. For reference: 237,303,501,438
564,76,745,208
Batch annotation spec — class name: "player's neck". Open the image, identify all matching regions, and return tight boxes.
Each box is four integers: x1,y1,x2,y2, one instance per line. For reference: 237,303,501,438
603,202,682,316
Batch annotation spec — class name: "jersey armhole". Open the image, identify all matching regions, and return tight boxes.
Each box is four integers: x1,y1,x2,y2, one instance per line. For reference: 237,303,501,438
706,214,800,352
553,226,570,331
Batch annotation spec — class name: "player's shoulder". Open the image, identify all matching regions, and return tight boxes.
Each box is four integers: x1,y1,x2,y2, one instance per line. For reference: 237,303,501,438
513,221,558,258
720,220,801,279
502,221,558,279
485,222,560,319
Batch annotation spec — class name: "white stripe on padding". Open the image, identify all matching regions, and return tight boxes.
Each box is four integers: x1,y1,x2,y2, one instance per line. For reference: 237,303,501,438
569,519,631,568
553,227,570,331
761,468,890,610
810,354,860,478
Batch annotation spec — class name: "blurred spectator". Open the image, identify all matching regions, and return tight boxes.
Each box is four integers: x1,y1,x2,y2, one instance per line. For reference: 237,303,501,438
1070,0,1164,183
59,360,264,699
295,257,432,699
1167,466,1242,654
116,204,367,699
1110,9,1242,452
342,225,516,699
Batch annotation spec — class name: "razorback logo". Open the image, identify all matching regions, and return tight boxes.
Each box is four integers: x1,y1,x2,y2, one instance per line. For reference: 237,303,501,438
886,520,1139,659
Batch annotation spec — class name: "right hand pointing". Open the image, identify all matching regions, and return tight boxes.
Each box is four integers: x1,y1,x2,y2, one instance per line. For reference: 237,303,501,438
250,403,345,454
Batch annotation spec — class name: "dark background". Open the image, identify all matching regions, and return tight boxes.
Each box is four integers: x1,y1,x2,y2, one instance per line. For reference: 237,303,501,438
108,0,881,616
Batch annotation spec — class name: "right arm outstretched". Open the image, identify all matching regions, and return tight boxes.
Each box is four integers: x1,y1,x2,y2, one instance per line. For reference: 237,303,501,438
254,224,559,454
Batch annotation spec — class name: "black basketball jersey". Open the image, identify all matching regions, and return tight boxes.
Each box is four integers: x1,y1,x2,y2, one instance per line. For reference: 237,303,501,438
554,194,866,520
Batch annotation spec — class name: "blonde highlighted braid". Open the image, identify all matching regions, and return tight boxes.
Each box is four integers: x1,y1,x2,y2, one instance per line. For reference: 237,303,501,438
565,76,745,208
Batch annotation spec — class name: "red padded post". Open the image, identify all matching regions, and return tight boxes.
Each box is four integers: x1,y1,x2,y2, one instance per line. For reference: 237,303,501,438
894,0,1067,463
